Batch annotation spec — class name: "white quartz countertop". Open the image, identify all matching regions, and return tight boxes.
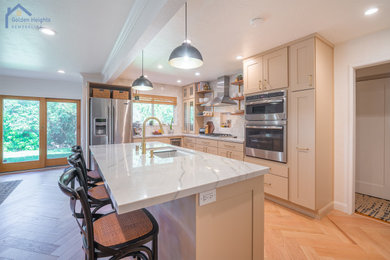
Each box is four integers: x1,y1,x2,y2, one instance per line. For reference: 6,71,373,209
133,133,244,143
90,142,268,214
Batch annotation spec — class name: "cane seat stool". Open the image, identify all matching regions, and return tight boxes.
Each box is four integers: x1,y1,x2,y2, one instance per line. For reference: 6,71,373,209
71,145,102,184
58,166,159,260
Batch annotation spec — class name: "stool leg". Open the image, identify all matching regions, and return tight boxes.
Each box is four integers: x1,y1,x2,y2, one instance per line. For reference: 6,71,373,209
152,234,158,260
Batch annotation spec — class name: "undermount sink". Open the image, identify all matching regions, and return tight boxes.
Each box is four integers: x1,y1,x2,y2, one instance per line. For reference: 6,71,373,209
154,149,192,158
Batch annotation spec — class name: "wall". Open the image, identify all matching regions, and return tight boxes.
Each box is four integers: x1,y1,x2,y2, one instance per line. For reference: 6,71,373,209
334,28,390,213
113,78,183,135
0,74,82,99
206,72,245,139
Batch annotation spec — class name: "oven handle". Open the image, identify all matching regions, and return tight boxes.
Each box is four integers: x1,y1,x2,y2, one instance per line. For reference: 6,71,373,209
246,125,284,130
245,99,284,106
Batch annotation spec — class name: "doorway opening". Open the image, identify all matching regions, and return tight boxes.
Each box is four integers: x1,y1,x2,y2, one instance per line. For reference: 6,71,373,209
354,62,390,223
0,95,80,173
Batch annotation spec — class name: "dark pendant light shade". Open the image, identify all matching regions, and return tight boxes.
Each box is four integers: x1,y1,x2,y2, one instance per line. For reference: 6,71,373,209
168,2,203,70
132,50,153,91
169,42,203,69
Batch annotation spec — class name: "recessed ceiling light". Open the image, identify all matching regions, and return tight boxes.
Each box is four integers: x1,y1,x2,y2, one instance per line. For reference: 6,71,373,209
177,80,182,83
57,70,65,74
157,64,163,69
365,7,378,16
39,27,56,36
144,75,148,78
236,55,243,60
195,72,200,76
250,17,264,27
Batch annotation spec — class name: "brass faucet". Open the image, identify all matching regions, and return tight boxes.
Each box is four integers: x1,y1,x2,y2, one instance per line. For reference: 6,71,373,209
142,117,164,154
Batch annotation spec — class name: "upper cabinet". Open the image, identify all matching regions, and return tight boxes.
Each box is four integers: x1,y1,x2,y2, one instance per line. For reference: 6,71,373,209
244,56,263,94
183,84,195,100
263,47,288,91
243,47,288,94
289,38,315,91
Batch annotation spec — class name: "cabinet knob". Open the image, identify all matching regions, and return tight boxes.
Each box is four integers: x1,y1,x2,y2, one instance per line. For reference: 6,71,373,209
258,80,262,90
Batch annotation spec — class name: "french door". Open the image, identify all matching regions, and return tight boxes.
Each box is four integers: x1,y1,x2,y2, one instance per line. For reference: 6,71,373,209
0,96,80,173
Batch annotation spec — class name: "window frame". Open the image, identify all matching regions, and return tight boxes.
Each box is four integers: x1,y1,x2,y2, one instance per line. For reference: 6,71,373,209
132,94,177,125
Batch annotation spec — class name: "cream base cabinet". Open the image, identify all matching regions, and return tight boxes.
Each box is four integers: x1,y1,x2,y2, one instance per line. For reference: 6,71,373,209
243,56,263,94
289,89,316,209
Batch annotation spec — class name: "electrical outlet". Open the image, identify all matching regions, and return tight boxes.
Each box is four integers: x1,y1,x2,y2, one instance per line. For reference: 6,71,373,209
199,189,216,206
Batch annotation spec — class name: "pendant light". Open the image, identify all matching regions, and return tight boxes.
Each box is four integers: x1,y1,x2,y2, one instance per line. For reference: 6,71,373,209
132,50,153,91
168,2,203,69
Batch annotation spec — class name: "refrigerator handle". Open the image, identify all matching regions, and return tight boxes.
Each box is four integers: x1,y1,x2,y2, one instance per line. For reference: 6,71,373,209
107,105,111,144
112,106,115,144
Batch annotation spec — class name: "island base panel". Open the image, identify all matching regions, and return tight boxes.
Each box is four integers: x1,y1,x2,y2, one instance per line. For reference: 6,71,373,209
148,176,264,260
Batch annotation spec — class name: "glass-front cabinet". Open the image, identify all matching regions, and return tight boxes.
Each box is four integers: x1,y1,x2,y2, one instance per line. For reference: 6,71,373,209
183,99,195,134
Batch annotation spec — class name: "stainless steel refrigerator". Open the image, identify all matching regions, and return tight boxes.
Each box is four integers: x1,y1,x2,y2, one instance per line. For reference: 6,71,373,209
89,97,132,147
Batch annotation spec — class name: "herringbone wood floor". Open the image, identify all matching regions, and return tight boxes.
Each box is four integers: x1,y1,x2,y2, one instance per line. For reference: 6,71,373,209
1,168,389,259
264,200,390,259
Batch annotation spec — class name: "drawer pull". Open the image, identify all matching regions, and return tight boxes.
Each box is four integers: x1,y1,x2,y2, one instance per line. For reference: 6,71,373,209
264,182,272,187
296,147,309,151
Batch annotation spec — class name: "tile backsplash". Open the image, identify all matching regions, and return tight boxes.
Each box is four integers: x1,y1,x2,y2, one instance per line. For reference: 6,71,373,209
206,71,245,139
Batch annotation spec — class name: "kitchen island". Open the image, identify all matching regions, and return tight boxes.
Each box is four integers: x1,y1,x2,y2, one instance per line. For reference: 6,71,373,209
90,142,269,260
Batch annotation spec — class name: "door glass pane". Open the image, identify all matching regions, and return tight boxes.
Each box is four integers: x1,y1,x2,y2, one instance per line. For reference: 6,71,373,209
2,99,40,163
47,102,77,159
189,101,194,131
183,102,187,132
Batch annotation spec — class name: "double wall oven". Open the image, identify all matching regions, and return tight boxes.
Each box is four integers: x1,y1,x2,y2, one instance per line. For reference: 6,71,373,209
245,90,287,163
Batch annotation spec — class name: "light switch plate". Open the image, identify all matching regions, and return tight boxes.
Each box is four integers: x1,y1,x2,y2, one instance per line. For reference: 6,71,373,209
199,189,216,206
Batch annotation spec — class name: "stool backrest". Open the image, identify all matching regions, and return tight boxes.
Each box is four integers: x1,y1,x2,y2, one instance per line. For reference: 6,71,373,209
67,153,89,192
58,166,95,259
72,145,88,173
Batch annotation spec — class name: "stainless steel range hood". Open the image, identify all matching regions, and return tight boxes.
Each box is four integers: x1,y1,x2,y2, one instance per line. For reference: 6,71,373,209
208,76,237,107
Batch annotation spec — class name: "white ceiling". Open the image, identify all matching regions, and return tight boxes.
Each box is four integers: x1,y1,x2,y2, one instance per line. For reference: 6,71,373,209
0,0,136,82
119,0,390,86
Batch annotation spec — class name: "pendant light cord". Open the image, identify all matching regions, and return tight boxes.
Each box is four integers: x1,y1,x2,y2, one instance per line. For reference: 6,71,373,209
185,2,187,42
141,50,144,76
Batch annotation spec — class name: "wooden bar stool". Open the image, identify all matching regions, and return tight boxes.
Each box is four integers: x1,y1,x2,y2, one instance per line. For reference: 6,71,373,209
58,166,159,260
67,154,111,212
71,145,102,184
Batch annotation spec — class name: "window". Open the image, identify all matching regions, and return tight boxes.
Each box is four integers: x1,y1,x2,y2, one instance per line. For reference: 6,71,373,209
133,94,177,124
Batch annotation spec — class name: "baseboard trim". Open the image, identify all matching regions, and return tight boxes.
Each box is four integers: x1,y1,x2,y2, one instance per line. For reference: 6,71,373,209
333,201,348,213
317,201,334,218
265,194,317,218
265,194,335,219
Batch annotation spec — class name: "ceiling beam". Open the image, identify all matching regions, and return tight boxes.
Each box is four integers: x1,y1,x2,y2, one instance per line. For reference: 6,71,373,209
101,0,186,83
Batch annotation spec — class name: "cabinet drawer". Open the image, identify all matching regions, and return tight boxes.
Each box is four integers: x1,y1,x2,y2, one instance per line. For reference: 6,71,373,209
184,137,196,144
218,148,244,161
244,156,288,178
264,174,288,200
195,144,205,152
218,141,244,152
184,142,195,149
197,138,218,147
205,146,218,155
